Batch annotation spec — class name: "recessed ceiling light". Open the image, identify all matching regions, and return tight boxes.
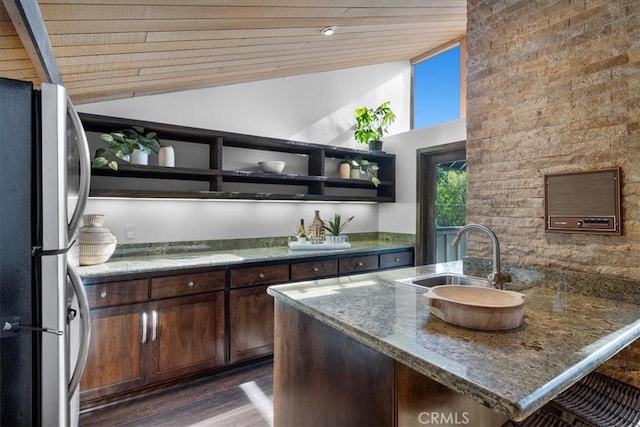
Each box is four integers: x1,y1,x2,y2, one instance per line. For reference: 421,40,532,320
321,26,337,36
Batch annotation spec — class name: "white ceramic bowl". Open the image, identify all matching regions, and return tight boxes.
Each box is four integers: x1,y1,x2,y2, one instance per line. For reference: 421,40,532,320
258,161,286,173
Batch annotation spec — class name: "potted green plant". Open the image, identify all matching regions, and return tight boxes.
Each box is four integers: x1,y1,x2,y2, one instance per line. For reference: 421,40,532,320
347,157,380,187
354,101,396,152
92,126,161,170
322,214,354,244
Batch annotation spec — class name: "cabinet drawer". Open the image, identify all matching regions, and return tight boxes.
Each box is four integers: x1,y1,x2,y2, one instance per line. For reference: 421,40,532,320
151,271,225,299
85,279,148,308
230,264,289,288
291,259,338,281
339,255,379,275
379,251,414,269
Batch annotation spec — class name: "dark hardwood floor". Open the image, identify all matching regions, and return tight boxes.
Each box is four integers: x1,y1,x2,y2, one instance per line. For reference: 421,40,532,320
79,361,273,427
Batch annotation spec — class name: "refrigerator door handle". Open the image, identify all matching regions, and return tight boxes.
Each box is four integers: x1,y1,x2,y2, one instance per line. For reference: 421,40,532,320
66,97,91,238
67,265,91,399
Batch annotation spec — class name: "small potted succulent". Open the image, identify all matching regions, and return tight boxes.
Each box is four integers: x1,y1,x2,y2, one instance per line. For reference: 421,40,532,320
92,126,161,170
322,214,354,244
354,101,396,152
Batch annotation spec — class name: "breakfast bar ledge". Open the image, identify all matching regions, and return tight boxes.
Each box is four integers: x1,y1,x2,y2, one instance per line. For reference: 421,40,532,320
267,261,640,425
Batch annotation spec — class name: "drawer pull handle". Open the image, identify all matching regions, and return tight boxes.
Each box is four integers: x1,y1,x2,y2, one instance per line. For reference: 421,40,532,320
100,291,107,298
259,273,265,279
313,267,319,272
395,257,401,262
187,281,194,287
357,262,363,267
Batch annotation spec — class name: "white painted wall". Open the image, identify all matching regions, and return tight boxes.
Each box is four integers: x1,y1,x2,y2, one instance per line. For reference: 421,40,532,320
79,62,410,149
85,199,377,244
78,62,412,243
379,119,467,234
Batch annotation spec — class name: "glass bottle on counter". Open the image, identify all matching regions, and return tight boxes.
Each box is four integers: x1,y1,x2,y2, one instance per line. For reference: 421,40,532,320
309,210,325,243
297,219,308,242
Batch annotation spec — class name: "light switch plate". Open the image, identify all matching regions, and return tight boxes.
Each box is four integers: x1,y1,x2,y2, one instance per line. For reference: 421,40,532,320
125,224,136,240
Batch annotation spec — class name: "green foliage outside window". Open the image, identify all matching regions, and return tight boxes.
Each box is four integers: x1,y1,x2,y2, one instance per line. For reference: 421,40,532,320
435,167,467,227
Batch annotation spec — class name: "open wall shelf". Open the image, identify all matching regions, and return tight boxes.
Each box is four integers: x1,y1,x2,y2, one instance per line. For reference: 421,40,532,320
81,113,396,202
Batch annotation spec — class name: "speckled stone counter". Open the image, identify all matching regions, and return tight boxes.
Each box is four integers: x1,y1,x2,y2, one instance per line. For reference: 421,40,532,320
267,262,640,421
78,240,414,279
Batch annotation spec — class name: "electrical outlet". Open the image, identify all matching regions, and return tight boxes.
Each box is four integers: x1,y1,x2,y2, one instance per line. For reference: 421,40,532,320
125,224,136,240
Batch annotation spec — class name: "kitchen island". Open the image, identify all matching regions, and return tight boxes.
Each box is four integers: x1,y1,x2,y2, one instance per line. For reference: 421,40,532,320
267,262,640,425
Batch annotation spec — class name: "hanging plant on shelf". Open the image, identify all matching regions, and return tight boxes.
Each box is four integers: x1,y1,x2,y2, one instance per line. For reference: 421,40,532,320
92,126,161,170
346,156,380,187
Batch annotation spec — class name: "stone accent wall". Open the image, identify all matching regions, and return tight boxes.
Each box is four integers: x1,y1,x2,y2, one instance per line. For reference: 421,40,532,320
466,0,640,280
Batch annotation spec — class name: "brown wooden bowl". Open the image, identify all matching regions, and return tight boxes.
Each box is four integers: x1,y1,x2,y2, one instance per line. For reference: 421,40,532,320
421,285,525,331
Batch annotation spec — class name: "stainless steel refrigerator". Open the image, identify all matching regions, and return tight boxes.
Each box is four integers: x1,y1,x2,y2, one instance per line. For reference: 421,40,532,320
0,77,92,426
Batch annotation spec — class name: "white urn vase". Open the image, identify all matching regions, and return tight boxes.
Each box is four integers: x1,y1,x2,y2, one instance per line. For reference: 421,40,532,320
130,149,149,165
79,214,117,266
159,145,175,167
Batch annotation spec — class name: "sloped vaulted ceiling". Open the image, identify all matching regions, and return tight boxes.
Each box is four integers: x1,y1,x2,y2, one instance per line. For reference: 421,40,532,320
1,0,466,104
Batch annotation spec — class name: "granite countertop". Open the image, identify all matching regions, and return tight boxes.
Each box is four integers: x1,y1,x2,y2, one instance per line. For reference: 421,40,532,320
78,240,413,279
267,261,640,421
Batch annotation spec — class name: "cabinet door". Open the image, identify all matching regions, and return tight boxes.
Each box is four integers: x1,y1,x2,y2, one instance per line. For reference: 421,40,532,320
80,303,148,403
148,292,225,382
229,285,274,363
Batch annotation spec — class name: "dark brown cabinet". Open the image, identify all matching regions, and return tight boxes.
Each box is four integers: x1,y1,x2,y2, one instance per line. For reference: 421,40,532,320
291,259,338,281
151,271,225,298
229,285,274,363
84,279,148,308
230,264,289,288
379,250,414,269
148,292,225,382
80,273,225,405
229,263,289,363
80,303,148,402
80,247,414,408
339,254,379,274
274,301,507,427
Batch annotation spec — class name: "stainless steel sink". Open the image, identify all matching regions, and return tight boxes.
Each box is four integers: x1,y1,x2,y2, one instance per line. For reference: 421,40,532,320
396,273,488,288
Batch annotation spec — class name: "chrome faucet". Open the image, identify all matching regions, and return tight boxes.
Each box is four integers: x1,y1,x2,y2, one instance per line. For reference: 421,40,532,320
452,223,511,289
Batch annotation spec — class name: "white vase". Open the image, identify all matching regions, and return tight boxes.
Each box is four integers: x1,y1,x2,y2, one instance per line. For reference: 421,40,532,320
350,169,367,180
159,145,175,167
79,214,117,266
339,162,351,179
130,149,148,165
325,235,346,244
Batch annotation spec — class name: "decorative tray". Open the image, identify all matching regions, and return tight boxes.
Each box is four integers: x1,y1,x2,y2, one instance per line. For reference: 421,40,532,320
288,241,351,251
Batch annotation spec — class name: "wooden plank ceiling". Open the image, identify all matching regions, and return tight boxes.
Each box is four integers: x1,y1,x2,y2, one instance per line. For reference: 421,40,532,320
1,0,466,105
